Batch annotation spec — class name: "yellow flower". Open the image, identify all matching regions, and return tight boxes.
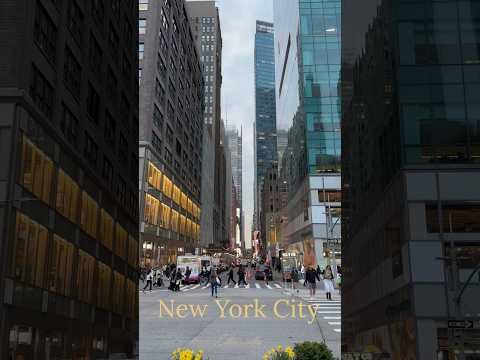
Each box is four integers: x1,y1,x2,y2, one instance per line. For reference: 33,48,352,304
277,344,283,352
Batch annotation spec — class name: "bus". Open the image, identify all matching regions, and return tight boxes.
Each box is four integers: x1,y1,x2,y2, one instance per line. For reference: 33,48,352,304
177,255,201,284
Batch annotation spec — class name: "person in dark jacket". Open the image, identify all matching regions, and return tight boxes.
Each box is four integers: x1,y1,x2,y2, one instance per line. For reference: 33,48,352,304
291,268,299,292
174,270,183,291
169,269,177,291
185,266,192,284
305,265,321,298
237,265,248,286
227,266,236,285
210,270,220,298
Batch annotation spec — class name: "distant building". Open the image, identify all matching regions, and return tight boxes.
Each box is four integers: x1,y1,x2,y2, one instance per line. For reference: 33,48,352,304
254,20,277,229
0,0,139,357
186,0,226,248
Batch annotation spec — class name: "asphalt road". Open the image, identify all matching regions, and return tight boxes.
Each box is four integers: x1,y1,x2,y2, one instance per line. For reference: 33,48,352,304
139,274,340,360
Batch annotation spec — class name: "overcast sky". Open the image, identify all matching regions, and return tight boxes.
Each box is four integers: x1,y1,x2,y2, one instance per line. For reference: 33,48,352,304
216,0,273,249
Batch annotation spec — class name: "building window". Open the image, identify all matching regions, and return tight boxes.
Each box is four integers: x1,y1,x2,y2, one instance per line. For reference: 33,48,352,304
160,203,171,229
155,78,165,104
76,250,94,303
63,47,81,99
139,19,147,34
102,156,114,188
89,34,102,75
318,190,341,203
11,212,48,288
56,169,79,223
153,105,163,130
162,175,172,198
20,135,53,204
139,43,144,59
144,193,159,225
67,0,83,45
60,104,78,146
108,23,119,60
106,67,118,105
147,161,162,189
127,235,138,268
119,133,128,162
112,271,125,313
426,204,480,233
86,82,100,123
164,148,172,165
84,132,98,166
99,209,114,250
152,131,162,155
117,177,126,205
34,2,57,64
30,66,53,119
97,261,111,309
161,9,169,30
80,191,98,238
157,55,167,79
115,223,127,259
91,0,104,28
104,111,116,147
48,235,74,296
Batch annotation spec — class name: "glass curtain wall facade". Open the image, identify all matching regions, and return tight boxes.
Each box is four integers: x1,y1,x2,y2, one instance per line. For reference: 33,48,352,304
342,0,480,357
274,0,342,293
254,21,277,228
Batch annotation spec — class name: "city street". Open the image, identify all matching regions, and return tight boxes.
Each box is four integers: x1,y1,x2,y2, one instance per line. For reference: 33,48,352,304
139,274,340,360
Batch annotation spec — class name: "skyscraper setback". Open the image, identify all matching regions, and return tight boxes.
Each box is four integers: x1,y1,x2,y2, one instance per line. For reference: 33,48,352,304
254,20,277,232
0,0,139,357
139,0,204,266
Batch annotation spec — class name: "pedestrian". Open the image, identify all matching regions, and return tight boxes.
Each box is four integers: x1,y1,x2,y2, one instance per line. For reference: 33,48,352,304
185,266,192,284
323,265,335,300
227,266,236,285
316,265,322,277
291,268,299,293
156,268,163,287
300,264,305,280
238,265,248,286
210,269,221,298
142,269,153,292
264,266,270,285
305,265,320,299
175,269,183,291
169,268,177,291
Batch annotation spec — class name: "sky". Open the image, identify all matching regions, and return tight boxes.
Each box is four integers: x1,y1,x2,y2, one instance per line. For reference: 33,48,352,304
216,0,273,249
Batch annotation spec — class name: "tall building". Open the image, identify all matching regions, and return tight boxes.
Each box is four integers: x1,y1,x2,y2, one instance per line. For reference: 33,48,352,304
276,129,288,172
226,125,244,249
139,0,203,266
254,20,277,229
0,0,139,357
186,0,226,249
273,0,341,272
342,0,480,357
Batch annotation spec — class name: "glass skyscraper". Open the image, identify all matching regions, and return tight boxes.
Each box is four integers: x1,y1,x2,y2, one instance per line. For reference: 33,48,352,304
273,1,342,340
254,21,277,226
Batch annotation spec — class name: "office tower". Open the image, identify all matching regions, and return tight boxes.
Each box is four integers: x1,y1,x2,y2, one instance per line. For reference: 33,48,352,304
276,129,288,172
0,0,139,357
254,20,277,231
226,125,244,250
186,0,226,249
342,0,480,357
139,0,203,265
273,0,341,270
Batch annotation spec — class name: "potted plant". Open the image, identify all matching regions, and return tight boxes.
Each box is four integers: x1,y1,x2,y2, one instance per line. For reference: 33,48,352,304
294,341,334,360
263,344,295,360
170,348,207,360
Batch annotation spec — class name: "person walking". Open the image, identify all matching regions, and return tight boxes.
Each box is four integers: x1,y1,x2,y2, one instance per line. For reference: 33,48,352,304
175,269,183,291
169,268,177,291
323,265,335,300
263,266,270,285
210,269,220,298
142,269,153,292
237,265,248,286
291,267,299,293
305,265,320,299
185,266,192,284
227,266,236,285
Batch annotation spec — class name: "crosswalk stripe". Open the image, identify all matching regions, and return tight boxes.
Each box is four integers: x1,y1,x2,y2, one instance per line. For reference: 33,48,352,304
328,322,341,325
255,283,261,289
190,285,200,290
266,284,272,289
333,329,341,333
317,311,341,314
274,283,282,288
324,316,341,320
223,284,228,288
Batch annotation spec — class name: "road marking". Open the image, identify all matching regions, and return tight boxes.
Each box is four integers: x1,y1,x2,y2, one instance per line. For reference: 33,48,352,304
324,316,341,320
274,283,282,288
328,322,341,325
190,284,200,290
223,284,229,288
266,284,272,289
255,283,261,289
245,284,250,288
333,329,341,333
316,311,341,314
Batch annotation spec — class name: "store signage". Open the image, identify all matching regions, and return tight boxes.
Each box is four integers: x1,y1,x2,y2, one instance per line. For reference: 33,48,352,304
448,320,478,329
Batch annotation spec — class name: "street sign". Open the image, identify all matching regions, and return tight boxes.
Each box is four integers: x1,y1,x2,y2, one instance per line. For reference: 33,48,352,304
448,320,478,329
